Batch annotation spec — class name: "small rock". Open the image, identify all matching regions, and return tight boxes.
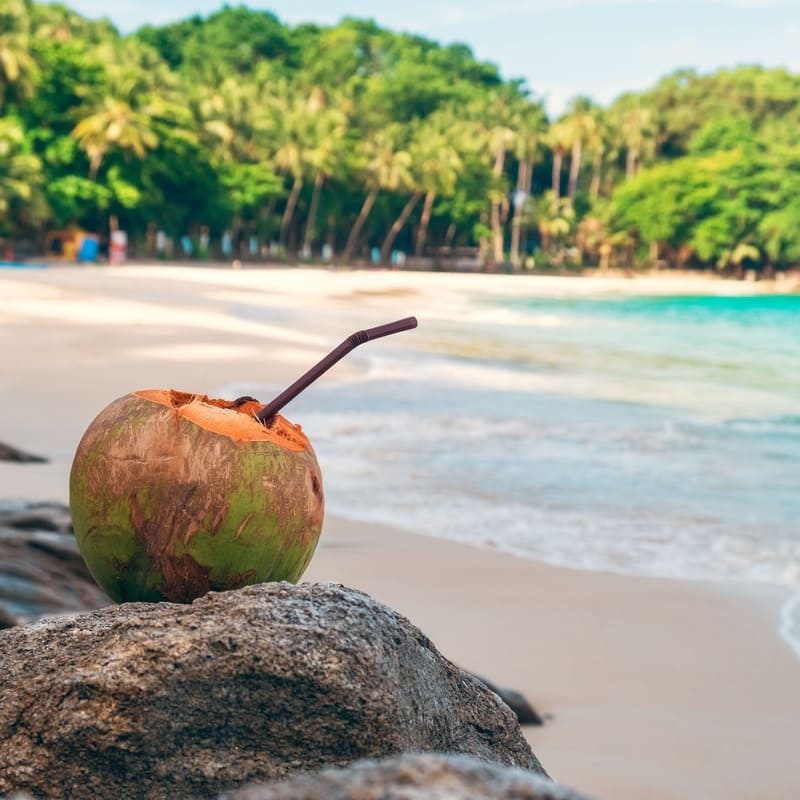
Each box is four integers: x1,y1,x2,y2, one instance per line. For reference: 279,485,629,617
0,442,47,463
473,675,544,726
0,583,544,799
0,502,72,534
221,753,593,800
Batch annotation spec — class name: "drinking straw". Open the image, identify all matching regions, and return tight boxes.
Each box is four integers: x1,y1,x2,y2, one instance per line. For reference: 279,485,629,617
256,316,418,423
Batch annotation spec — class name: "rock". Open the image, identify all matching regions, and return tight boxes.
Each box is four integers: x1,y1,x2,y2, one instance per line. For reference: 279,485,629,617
0,501,72,533
0,582,544,800
0,442,47,463
221,753,592,800
473,675,545,726
0,502,109,626
0,505,543,730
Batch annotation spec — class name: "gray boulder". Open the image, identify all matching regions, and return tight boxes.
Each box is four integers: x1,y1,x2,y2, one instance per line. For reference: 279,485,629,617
0,502,544,729
222,753,592,800
0,582,543,799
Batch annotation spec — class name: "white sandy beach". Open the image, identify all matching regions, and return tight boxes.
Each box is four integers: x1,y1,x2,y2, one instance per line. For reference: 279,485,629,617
1,263,799,800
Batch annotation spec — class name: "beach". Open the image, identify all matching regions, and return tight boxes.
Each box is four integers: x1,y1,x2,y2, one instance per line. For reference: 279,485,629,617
2,263,799,800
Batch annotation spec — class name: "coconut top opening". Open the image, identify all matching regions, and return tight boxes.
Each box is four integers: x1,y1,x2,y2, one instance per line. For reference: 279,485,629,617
133,389,309,451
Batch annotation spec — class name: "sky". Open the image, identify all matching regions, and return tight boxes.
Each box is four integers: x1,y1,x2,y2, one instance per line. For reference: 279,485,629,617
60,0,800,116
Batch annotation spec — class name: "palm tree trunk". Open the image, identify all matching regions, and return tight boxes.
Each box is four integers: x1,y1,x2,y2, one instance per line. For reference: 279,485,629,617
510,159,531,268
568,138,582,199
342,187,379,264
589,151,603,200
490,145,507,266
552,148,562,201
491,200,504,266
415,191,436,257
381,192,421,265
625,147,638,180
444,223,456,250
302,172,324,255
280,175,303,249
521,159,534,260
88,154,102,182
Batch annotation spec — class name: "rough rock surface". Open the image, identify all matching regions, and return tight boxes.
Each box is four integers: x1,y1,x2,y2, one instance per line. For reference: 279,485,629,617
0,502,544,726
223,753,592,800
0,582,543,799
0,501,109,625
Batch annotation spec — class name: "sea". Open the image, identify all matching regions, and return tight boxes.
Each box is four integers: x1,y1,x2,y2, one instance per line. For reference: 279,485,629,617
224,289,800,657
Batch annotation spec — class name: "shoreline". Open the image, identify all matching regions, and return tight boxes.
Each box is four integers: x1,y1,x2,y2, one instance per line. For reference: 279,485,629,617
307,513,800,800
2,264,799,799
11,257,800,292
322,504,800,664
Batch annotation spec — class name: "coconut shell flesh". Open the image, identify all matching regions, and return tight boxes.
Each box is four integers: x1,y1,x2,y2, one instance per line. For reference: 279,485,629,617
69,390,324,603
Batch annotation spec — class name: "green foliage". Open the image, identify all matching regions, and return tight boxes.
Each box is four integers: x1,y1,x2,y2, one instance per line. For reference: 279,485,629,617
0,118,48,235
2,2,800,273
47,174,112,226
218,162,282,218
178,7,299,79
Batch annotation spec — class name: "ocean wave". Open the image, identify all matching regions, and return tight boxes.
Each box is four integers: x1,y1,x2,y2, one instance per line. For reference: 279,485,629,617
217,289,800,657
723,416,800,437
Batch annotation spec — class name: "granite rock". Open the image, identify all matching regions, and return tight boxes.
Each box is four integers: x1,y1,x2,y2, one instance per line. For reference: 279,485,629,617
0,582,543,799
222,753,592,800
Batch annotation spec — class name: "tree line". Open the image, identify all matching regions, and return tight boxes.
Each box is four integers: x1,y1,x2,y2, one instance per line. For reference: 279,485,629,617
2,0,800,274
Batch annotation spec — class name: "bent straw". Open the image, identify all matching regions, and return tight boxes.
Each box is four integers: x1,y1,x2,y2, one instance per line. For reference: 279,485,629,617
255,316,418,423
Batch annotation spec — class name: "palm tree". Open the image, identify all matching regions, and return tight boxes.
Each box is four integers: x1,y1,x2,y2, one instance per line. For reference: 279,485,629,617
260,82,348,254
509,103,547,267
379,187,420,265
475,92,522,266
274,138,304,250
562,97,596,199
613,95,656,179
0,0,38,109
546,119,572,204
535,191,574,266
72,98,159,180
266,84,307,250
487,122,515,265
0,119,48,235
71,41,171,180
586,107,611,201
380,115,466,264
341,126,412,264
195,76,280,252
300,90,348,256
196,77,262,163
413,113,463,257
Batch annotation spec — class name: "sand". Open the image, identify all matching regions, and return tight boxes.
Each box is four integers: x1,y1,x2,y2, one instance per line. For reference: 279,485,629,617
2,263,799,800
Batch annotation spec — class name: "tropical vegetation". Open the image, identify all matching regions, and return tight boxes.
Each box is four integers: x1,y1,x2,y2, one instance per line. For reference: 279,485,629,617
2,0,800,275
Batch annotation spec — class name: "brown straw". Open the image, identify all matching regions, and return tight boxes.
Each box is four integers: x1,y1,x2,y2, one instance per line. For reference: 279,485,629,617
255,316,418,423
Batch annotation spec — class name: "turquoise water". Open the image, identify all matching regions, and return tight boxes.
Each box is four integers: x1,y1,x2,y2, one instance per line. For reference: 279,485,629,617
0,261,47,269
229,290,800,656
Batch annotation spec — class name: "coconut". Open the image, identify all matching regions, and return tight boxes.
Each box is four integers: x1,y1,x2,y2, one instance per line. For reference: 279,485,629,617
69,389,324,603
